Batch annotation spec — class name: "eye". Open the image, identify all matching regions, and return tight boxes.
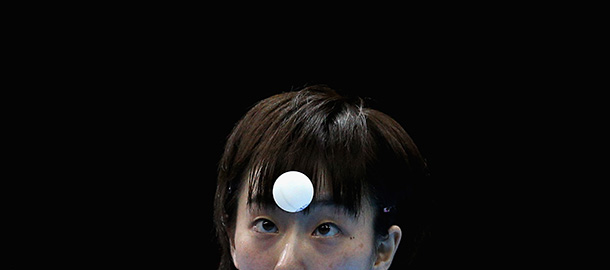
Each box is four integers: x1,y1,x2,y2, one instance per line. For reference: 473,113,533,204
312,223,341,237
253,219,278,234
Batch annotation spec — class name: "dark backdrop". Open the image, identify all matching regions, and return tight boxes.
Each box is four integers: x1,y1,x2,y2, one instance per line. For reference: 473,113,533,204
39,67,504,268
13,12,546,269
50,35,511,266
94,78,447,269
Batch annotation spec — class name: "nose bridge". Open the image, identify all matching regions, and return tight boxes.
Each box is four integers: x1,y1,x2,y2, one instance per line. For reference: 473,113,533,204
275,228,306,269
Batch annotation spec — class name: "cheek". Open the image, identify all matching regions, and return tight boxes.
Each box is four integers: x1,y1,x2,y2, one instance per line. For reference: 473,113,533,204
233,231,276,270
234,235,375,270
316,239,375,269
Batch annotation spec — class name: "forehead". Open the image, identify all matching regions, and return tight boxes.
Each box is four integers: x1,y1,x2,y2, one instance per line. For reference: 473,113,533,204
244,164,370,217
244,186,371,218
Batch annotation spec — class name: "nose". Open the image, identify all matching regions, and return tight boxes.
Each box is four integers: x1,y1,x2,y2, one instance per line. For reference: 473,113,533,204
274,233,306,270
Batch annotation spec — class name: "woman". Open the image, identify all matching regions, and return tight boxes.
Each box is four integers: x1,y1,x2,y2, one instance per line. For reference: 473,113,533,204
214,85,431,269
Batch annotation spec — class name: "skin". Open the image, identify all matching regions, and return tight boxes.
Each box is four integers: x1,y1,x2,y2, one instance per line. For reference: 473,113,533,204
230,187,402,270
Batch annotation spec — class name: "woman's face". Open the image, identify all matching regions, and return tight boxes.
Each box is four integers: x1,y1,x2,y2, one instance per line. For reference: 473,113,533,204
230,187,382,270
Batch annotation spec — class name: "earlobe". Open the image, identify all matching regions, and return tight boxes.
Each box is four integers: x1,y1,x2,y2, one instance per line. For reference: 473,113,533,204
229,234,239,269
373,225,402,270
230,244,237,269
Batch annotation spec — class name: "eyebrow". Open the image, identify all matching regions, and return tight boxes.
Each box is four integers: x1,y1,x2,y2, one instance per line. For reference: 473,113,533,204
248,196,351,216
300,199,347,215
305,199,336,209
249,193,334,207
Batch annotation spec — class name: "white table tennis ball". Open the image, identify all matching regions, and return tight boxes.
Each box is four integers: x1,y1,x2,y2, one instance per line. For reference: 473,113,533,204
272,171,314,213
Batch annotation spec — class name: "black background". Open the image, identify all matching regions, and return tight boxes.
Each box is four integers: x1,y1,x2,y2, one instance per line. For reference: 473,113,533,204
12,20,541,268
22,62,508,268
97,76,459,269
7,4,588,267
59,75,452,268
12,47,533,268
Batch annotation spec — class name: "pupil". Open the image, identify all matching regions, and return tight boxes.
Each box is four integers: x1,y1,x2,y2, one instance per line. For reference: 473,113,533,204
262,220,274,231
318,224,330,234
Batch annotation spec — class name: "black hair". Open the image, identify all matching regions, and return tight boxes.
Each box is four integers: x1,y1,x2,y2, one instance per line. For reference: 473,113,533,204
214,85,430,270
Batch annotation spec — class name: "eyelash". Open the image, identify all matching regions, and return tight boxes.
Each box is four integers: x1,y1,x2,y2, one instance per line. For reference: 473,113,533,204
252,219,341,238
312,222,341,237
253,218,278,234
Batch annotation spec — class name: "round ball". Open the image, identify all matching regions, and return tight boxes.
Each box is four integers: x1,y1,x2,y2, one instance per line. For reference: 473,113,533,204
272,171,314,213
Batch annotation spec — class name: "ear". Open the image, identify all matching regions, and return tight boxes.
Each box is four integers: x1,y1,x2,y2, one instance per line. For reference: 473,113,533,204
373,225,402,270
228,231,240,269
230,242,237,269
